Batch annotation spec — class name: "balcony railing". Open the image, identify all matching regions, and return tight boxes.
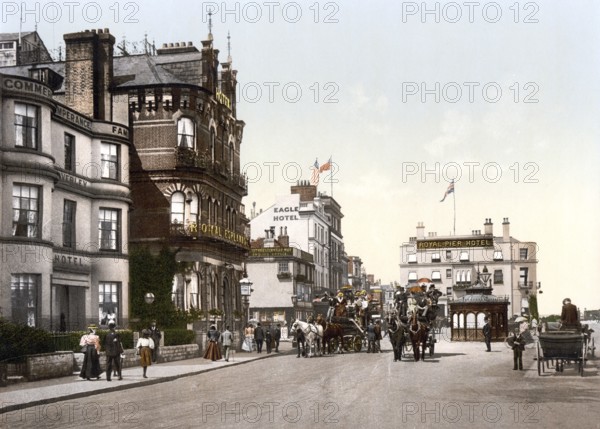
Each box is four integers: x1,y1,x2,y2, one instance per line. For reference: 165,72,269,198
518,281,534,289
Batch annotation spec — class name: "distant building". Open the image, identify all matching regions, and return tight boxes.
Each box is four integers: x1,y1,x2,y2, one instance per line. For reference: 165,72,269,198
399,218,539,318
246,229,316,324
0,31,52,67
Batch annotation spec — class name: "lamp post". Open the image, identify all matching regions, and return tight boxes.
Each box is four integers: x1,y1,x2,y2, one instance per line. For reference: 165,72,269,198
480,266,491,288
240,276,253,323
144,292,155,305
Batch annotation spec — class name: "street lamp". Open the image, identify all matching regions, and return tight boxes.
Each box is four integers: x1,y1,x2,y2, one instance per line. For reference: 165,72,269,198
144,292,155,304
480,266,491,288
240,276,253,323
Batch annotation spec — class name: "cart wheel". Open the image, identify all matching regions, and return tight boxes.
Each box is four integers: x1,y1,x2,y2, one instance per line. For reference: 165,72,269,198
537,343,542,376
343,337,351,352
353,336,362,352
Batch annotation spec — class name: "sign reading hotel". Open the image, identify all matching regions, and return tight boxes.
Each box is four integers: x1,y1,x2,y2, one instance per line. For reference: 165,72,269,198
416,238,493,249
273,206,299,221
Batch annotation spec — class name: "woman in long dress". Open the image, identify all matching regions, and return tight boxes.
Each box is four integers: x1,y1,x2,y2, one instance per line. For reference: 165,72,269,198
243,324,254,352
79,327,102,380
203,325,222,361
136,329,155,378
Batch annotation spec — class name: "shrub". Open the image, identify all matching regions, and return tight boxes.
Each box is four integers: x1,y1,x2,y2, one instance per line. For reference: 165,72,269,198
162,329,196,346
0,319,54,363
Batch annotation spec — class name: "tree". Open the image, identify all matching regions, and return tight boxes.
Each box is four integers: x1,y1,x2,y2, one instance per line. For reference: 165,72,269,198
528,294,539,321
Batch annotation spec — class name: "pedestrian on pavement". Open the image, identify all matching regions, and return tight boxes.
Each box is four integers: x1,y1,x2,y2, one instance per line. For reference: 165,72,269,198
374,320,382,353
79,326,102,380
296,328,306,358
265,328,273,353
483,316,492,352
203,325,222,361
104,320,123,381
274,324,281,352
508,329,525,370
149,320,162,364
136,329,155,378
243,324,254,352
220,325,233,362
366,320,376,353
254,323,265,353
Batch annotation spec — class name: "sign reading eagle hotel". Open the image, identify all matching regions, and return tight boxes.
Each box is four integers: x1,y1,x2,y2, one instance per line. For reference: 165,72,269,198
416,237,493,249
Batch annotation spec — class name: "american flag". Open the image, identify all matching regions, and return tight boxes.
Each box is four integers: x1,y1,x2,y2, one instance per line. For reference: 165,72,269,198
310,159,320,186
440,181,454,202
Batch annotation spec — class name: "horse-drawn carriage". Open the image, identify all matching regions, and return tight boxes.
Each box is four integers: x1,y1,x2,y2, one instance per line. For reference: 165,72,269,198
386,285,439,361
310,300,367,353
536,323,594,376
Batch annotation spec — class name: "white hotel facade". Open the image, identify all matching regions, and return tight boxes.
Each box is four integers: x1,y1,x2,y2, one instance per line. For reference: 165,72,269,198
399,218,539,318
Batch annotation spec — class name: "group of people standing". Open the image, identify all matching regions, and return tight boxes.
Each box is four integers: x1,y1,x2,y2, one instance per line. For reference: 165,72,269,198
78,320,162,381
243,323,282,354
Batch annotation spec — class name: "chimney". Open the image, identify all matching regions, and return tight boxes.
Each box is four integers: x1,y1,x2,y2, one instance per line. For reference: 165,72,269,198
291,181,317,202
502,217,510,241
64,29,114,120
484,218,493,235
416,222,425,240
278,226,290,247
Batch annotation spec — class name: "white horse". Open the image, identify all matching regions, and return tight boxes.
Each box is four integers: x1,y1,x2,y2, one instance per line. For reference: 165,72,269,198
292,319,323,358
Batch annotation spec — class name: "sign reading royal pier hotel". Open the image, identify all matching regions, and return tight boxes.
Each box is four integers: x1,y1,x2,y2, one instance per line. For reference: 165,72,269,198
416,238,493,249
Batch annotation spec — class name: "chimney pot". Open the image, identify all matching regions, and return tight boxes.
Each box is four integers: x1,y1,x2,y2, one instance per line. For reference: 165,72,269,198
188,41,193,46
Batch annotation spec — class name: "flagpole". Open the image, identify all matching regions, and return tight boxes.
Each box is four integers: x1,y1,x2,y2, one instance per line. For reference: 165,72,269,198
453,182,456,235
330,155,333,197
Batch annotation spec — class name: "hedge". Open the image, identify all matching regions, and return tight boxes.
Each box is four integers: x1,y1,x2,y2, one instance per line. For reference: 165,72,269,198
0,319,54,363
162,329,196,346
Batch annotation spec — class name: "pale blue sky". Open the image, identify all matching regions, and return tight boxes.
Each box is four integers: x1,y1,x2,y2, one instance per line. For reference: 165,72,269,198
4,0,599,314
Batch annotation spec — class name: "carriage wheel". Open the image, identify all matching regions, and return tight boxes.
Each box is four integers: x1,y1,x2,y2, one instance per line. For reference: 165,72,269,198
343,336,352,352
353,336,362,352
331,338,339,354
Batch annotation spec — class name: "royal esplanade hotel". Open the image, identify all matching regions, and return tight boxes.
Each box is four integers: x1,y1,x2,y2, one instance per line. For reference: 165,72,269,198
399,218,539,319
0,28,249,330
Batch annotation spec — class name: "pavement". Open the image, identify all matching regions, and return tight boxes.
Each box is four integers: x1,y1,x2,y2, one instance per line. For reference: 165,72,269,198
0,340,296,415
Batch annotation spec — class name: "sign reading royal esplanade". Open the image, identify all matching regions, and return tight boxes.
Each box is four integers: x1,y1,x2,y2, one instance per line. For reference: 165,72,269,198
416,238,493,249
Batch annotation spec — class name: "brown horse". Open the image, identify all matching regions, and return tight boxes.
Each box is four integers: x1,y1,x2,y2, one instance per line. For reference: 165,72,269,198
316,314,345,354
408,311,429,361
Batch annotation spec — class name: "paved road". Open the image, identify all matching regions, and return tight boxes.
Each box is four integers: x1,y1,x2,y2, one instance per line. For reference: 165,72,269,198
3,326,600,428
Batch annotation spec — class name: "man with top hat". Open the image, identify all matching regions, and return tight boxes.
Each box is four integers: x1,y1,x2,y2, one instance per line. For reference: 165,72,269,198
321,292,336,322
149,320,161,363
560,298,580,330
104,320,123,381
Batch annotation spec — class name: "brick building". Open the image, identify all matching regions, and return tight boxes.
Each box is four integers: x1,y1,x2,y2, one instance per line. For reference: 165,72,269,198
0,27,249,330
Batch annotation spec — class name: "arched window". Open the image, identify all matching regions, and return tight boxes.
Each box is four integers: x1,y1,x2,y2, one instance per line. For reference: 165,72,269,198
189,192,199,226
229,141,234,173
177,118,195,148
171,192,185,224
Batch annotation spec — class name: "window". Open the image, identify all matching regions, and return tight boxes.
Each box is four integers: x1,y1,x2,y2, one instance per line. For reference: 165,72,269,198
229,141,234,173
210,128,216,161
64,133,75,171
278,262,289,273
519,248,528,260
519,267,529,286
0,41,15,49
446,268,452,279
171,192,185,224
177,118,195,148
459,251,469,262
98,209,120,250
15,103,38,149
431,252,441,262
431,270,441,281
172,276,184,309
12,185,39,238
189,193,199,229
446,287,452,296
493,250,503,261
408,254,417,263
408,271,417,281
494,269,503,284
100,143,119,180
446,250,452,260
99,282,120,326
11,274,39,327
63,200,76,248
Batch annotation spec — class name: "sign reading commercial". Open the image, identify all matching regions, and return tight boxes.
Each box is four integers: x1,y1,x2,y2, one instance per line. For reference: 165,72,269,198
2,76,53,98
416,238,493,249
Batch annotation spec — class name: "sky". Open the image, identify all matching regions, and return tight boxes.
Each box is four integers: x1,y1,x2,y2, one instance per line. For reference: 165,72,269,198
3,0,599,315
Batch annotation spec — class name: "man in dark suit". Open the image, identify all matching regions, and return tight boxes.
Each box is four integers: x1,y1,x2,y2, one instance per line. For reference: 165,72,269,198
254,323,264,353
149,320,162,363
104,321,123,381
482,316,492,352
274,324,281,352
561,298,579,329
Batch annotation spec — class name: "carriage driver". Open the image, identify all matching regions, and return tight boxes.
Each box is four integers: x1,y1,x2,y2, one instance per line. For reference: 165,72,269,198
394,286,407,316
321,292,336,322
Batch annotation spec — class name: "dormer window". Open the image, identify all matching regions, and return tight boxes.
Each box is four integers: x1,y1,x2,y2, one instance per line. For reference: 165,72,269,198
177,118,195,148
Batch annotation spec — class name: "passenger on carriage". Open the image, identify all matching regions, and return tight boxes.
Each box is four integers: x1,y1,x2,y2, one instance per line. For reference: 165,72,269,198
321,292,336,322
426,284,443,305
394,286,407,316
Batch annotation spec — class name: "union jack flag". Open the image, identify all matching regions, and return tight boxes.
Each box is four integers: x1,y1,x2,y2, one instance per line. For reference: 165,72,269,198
440,181,454,202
